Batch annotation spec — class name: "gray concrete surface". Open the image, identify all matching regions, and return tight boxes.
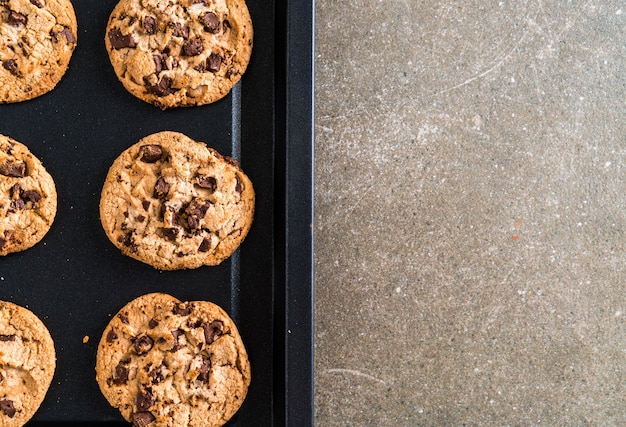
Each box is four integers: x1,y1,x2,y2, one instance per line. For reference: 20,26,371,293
313,1,625,425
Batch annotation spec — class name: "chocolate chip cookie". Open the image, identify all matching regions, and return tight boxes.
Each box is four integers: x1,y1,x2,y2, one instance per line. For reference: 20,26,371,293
0,300,56,427
99,131,254,270
0,0,78,103
105,0,253,109
0,134,57,256
95,293,251,427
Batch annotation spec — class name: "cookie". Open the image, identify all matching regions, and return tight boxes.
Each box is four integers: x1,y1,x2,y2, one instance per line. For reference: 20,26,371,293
0,300,56,427
95,293,251,427
0,0,78,103
0,134,57,256
99,131,254,270
105,0,253,109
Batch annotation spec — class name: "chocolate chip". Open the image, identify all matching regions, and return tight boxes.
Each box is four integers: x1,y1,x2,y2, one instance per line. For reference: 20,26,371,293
148,76,174,97
0,334,16,342
2,59,18,76
139,144,163,163
0,239,5,251
201,12,220,33
118,313,129,324
148,318,158,329
185,199,211,230
173,304,191,316
206,52,222,72
152,53,168,75
131,411,156,427
133,335,154,355
170,328,185,350
169,22,189,39
148,363,166,384
29,0,43,7
198,237,212,252
108,28,136,49
153,177,169,199
196,356,211,383
113,362,129,385
136,214,146,222
235,176,243,193
9,199,24,212
143,16,156,34
196,175,216,191
21,190,41,205
0,160,25,177
161,227,179,241
106,329,117,343
0,400,15,418
182,38,203,56
203,320,224,344
52,27,76,44
8,11,27,26
136,388,154,411
142,200,151,211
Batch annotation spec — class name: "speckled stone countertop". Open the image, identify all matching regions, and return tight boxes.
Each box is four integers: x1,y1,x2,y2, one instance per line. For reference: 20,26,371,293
313,1,625,424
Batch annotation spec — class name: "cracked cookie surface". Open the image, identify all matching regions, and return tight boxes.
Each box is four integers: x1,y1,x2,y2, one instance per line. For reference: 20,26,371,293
0,134,57,256
99,131,254,270
0,0,77,103
0,300,56,427
105,0,253,109
95,293,251,427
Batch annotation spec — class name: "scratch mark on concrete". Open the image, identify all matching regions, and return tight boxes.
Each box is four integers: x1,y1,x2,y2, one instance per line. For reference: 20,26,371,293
326,368,388,386
434,30,529,97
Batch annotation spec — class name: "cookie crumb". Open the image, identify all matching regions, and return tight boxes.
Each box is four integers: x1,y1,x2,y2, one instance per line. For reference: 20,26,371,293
83,335,89,344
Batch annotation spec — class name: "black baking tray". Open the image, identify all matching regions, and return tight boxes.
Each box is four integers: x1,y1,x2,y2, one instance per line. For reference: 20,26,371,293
0,0,313,425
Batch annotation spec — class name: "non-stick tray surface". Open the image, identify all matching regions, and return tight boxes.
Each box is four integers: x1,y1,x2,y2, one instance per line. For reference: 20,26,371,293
0,0,313,425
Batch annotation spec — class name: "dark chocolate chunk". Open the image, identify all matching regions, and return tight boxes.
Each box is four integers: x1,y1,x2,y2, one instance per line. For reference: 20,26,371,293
131,411,156,427
169,22,189,39
139,144,163,163
171,328,185,350
133,335,154,355
161,227,179,241
201,12,220,33
106,329,118,343
0,160,25,177
142,200,151,211
206,53,222,72
153,177,169,199
182,38,203,56
2,59,18,76
196,356,211,383
198,236,212,252
203,320,224,344
30,0,43,7
148,76,174,97
21,190,41,205
9,199,24,212
148,363,166,384
136,388,154,411
52,27,76,44
0,238,6,251
152,53,168,75
108,28,136,49
148,318,158,329
143,16,156,34
113,362,129,385
8,11,27,26
0,334,16,342
0,399,15,418
173,304,191,316
196,175,216,191
118,313,130,324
